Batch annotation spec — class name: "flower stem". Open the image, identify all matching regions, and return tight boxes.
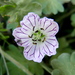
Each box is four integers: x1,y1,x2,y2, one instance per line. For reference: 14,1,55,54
56,8,75,22
40,62,52,74
0,47,33,75
0,48,10,75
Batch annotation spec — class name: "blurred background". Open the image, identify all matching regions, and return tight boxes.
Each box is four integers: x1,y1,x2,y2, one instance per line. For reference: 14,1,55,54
0,0,75,75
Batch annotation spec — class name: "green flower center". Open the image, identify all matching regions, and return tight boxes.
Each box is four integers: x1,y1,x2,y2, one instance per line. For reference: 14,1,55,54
29,28,46,45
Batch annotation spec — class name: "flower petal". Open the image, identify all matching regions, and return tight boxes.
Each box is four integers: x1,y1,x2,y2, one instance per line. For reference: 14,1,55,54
12,27,28,39
46,36,59,48
43,42,57,56
40,17,59,36
40,17,54,29
20,12,40,30
23,45,45,63
12,27,32,47
46,21,59,36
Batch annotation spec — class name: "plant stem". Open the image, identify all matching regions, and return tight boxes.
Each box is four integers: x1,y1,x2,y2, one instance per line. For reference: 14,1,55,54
0,47,10,75
0,47,33,75
40,62,52,74
56,8,75,22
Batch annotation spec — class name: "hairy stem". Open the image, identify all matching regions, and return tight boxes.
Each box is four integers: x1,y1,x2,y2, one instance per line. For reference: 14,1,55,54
0,47,33,75
0,49,10,75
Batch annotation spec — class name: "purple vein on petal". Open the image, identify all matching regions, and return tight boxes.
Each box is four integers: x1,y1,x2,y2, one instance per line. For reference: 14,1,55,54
43,19,48,28
46,41,55,47
43,46,47,54
25,45,33,56
15,35,29,39
27,16,34,27
21,22,31,30
45,22,52,30
16,31,28,35
48,39,56,41
22,28,28,31
48,26,57,32
20,28,29,35
20,40,29,45
38,47,43,58
30,45,36,57
32,14,36,26
45,43,53,54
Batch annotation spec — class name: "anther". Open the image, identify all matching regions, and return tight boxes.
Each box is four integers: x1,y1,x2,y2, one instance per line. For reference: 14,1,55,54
33,42,37,45
35,30,38,33
33,26,35,31
42,38,45,42
32,39,37,41
38,39,41,41
28,34,33,38
40,28,44,30
16,40,21,43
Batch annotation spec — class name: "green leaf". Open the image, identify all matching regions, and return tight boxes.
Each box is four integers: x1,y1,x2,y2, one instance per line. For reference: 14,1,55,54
16,2,42,22
58,0,70,4
28,62,44,75
71,0,75,5
0,4,16,15
51,69,61,75
26,2,42,16
7,44,44,75
58,37,69,49
0,57,6,75
6,22,19,30
7,62,27,75
0,0,42,22
51,52,75,75
43,0,64,14
33,0,48,9
71,13,75,27
70,29,75,37
11,0,31,5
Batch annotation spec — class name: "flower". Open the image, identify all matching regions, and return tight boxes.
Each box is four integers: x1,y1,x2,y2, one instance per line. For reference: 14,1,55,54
12,12,59,63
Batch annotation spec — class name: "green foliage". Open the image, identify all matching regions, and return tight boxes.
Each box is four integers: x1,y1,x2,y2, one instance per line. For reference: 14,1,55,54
6,44,44,75
71,0,75,5
0,57,6,75
43,0,64,14
71,13,75,27
51,52,75,75
33,0,64,15
0,0,42,23
58,0,70,4
6,22,18,30
0,0,75,75
7,62,27,75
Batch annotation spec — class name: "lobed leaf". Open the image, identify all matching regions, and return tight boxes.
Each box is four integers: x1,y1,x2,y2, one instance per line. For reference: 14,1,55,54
51,52,75,75
71,13,75,27
34,0,64,15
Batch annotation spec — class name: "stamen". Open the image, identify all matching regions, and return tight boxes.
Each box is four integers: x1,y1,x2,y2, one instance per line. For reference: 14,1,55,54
38,39,41,41
16,40,21,43
42,38,45,42
33,26,35,31
35,30,39,33
40,28,44,30
33,42,37,45
32,39,37,41
28,34,33,38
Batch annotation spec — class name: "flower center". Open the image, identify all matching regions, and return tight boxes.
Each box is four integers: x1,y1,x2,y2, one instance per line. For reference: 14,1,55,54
29,27,46,45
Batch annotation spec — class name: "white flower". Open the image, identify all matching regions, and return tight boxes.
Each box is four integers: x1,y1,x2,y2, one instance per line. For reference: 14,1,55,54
12,12,59,63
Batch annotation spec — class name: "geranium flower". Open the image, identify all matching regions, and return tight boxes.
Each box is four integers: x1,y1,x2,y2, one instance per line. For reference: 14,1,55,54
12,12,59,63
